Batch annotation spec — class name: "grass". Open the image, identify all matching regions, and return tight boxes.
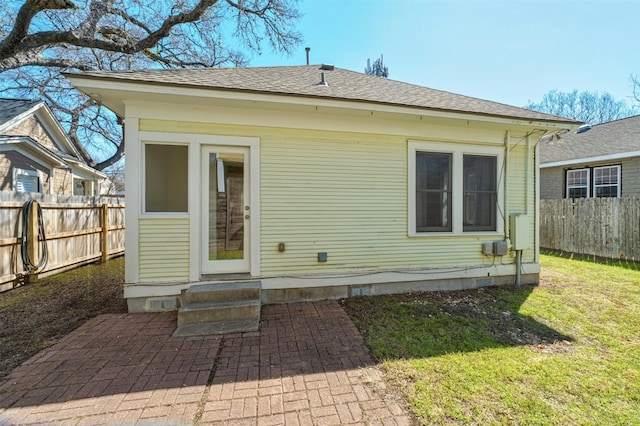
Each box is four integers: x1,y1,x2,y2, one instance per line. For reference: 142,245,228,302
341,253,640,425
0,257,127,381
1,252,639,424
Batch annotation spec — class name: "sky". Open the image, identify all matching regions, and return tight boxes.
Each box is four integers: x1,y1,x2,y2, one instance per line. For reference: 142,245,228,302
247,0,640,109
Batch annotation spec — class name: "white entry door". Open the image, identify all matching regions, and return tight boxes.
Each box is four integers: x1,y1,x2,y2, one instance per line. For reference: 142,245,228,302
201,145,250,274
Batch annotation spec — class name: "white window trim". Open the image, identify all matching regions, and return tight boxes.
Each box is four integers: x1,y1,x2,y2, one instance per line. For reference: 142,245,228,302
593,165,621,198
408,140,504,237
13,167,41,193
566,168,590,199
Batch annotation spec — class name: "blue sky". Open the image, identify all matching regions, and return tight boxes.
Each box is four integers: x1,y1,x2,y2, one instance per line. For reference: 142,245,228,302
248,0,640,109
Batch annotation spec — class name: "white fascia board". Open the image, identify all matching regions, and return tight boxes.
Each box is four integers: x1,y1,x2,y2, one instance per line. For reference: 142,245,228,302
69,161,108,179
540,151,640,168
0,136,68,167
68,77,576,131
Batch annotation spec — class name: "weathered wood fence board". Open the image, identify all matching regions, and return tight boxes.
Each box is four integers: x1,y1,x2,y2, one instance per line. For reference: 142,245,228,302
0,192,125,291
540,198,640,260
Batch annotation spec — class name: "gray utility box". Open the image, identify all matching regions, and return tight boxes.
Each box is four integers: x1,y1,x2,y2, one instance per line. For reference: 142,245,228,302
510,214,531,250
493,240,508,256
482,240,508,256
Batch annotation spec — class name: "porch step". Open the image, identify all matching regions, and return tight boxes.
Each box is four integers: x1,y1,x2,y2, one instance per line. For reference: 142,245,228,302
182,281,261,304
174,281,261,337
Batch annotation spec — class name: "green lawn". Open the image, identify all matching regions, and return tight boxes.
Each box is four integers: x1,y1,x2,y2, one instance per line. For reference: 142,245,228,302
341,254,640,425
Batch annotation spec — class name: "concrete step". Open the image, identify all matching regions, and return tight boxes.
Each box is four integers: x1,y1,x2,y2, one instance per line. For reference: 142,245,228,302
173,318,259,337
174,281,261,337
182,281,261,304
177,299,260,326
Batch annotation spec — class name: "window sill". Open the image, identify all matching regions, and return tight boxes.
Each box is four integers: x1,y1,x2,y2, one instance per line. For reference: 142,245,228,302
409,231,504,238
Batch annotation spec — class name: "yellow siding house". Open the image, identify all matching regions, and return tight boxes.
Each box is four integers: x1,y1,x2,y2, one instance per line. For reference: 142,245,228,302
67,66,579,327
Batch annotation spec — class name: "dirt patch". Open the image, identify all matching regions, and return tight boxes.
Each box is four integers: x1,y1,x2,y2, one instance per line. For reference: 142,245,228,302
0,257,127,381
341,285,572,357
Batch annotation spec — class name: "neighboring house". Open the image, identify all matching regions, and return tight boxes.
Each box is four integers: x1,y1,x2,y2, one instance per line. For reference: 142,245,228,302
67,65,578,316
0,98,108,195
540,115,640,199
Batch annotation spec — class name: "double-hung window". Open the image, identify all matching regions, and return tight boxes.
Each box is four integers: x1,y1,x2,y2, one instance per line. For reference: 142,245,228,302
566,169,589,198
463,155,497,231
565,165,620,198
594,165,620,197
409,141,503,235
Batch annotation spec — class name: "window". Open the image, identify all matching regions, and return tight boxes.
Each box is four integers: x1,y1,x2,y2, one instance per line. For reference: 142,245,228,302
416,152,452,232
566,169,589,198
463,155,497,231
565,165,621,198
144,143,188,213
14,168,39,193
594,165,620,197
409,141,503,235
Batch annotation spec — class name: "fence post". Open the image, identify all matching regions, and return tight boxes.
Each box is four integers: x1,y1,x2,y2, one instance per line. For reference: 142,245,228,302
101,204,109,263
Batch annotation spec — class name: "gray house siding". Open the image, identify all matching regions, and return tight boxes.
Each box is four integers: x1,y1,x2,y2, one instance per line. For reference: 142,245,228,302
540,166,564,199
540,157,640,199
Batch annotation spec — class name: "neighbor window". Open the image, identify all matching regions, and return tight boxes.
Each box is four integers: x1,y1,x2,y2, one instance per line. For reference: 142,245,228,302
144,143,188,213
410,141,502,235
565,165,620,198
566,169,589,198
594,165,620,197
14,168,40,193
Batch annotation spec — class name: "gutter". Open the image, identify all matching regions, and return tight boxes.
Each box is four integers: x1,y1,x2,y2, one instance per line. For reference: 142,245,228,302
541,151,640,168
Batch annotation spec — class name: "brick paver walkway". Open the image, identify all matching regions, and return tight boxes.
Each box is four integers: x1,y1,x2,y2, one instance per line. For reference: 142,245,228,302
0,301,415,425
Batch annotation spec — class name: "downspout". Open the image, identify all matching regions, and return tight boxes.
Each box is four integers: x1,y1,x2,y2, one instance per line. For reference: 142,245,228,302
504,131,510,240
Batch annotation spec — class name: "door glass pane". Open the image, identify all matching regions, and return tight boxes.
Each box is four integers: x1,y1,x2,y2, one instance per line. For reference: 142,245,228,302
208,152,244,260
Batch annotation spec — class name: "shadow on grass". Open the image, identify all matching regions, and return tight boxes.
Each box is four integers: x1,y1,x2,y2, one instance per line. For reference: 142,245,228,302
341,284,572,360
541,248,640,271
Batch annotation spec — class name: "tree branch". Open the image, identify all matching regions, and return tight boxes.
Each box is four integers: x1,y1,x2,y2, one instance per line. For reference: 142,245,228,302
0,0,75,60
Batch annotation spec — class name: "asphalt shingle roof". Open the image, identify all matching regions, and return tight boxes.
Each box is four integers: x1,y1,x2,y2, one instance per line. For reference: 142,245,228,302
74,65,577,124
540,115,640,164
0,98,40,127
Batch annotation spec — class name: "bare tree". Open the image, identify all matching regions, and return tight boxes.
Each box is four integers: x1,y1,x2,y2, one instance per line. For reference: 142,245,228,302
524,89,635,125
0,0,301,170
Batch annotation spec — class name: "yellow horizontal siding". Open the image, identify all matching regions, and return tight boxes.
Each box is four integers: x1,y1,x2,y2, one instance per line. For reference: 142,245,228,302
139,218,189,282
260,131,512,275
138,119,535,275
506,145,536,261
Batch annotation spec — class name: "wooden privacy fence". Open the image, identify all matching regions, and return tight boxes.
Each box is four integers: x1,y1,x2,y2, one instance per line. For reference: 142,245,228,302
0,192,125,292
540,198,640,260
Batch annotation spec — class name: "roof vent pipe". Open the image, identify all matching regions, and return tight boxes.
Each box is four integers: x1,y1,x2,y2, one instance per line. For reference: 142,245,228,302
305,47,310,65
318,72,328,86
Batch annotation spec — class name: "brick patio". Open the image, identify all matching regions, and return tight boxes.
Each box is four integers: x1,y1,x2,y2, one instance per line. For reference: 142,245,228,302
0,301,415,425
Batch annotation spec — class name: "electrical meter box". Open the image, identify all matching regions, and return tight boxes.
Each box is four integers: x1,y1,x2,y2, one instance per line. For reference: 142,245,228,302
509,214,531,250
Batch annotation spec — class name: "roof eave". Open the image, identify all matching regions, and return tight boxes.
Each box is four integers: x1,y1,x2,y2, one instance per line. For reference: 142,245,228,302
66,73,580,130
